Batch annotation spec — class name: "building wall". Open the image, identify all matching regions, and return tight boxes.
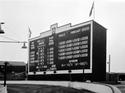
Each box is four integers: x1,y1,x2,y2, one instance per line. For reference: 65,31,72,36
92,21,106,81
0,61,26,80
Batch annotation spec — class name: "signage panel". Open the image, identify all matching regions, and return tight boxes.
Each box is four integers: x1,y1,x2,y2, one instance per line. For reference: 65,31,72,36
29,24,91,73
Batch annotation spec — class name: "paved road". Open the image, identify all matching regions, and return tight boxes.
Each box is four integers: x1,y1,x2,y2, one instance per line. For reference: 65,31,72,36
114,81,125,93
0,81,122,93
7,84,94,93
116,85,125,93
115,81,125,93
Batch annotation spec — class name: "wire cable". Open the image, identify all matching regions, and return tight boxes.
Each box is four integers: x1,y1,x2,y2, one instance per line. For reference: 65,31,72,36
0,41,27,43
0,35,20,42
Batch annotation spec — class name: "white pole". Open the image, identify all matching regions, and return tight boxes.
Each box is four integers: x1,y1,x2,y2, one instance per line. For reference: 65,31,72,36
108,55,111,73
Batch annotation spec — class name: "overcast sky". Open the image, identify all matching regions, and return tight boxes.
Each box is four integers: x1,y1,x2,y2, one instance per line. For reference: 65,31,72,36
0,0,125,72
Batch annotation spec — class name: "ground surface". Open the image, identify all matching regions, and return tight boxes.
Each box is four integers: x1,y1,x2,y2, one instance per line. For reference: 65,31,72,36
115,81,125,93
7,84,95,93
116,85,125,93
0,81,124,93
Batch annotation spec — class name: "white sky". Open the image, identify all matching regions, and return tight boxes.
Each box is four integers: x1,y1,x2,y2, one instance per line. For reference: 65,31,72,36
0,0,125,72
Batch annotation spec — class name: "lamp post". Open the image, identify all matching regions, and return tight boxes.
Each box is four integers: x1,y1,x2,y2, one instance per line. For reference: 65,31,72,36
0,22,5,86
107,54,111,73
4,62,9,87
0,21,27,48
0,41,27,49
68,62,72,82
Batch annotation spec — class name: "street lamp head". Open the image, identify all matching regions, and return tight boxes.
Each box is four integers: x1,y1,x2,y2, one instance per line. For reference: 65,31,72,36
0,22,5,34
0,29,4,34
0,22,4,24
22,42,27,49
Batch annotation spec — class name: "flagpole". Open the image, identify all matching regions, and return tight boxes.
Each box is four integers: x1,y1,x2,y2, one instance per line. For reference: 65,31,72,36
28,26,32,39
93,0,95,20
89,1,95,20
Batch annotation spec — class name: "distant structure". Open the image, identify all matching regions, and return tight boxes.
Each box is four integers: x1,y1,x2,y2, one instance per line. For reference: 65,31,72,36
28,20,107,81
0,61,26,80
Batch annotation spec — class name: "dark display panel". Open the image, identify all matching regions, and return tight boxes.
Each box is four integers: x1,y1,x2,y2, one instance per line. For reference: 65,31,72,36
29,35,57,72
29,24,91,72
57,25,91,70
